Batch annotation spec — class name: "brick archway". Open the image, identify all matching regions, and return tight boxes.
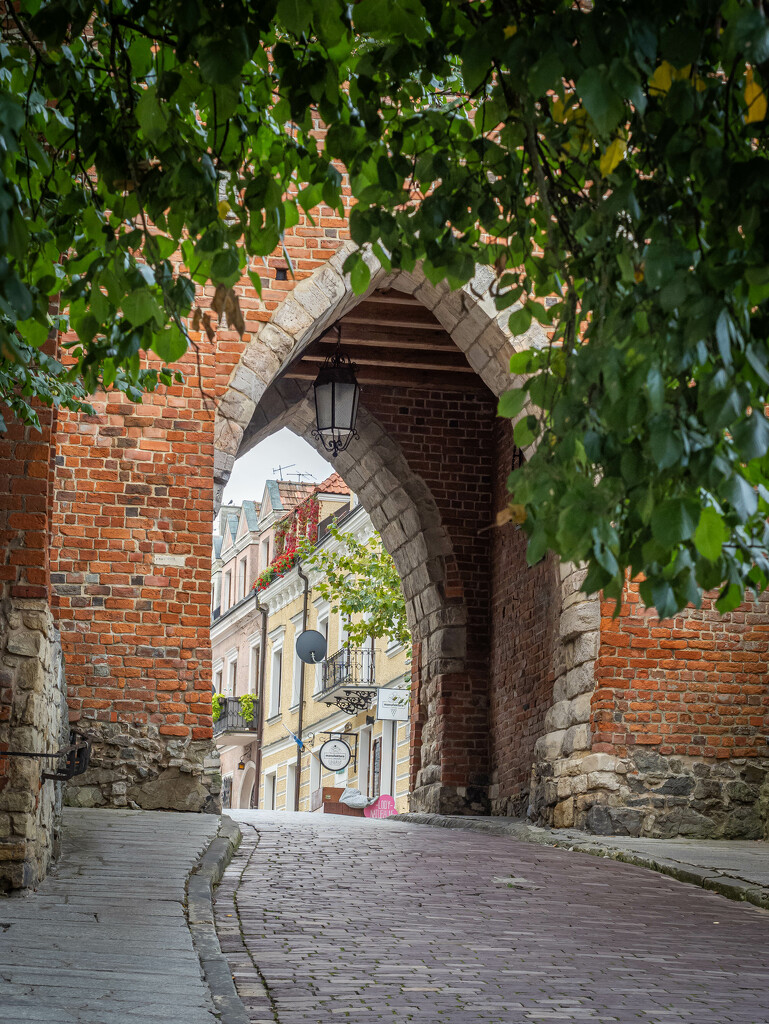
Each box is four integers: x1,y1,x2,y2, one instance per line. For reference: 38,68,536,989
214,248,601,816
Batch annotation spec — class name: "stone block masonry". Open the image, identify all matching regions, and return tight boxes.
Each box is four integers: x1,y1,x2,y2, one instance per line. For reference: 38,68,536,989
0,405,69,889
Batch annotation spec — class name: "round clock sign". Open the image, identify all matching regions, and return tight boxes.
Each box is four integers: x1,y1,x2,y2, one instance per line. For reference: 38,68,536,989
319,738,352,772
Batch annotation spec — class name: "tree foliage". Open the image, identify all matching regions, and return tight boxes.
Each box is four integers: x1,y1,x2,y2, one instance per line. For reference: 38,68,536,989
3,0,769,614
302,525,410,654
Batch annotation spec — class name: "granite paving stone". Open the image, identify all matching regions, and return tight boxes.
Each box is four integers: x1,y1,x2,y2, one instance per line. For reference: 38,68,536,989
0,807,220,1024
220,810,769,1024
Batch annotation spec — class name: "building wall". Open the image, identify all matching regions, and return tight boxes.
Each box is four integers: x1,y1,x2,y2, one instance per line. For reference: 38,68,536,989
0,405,69,889
214,506,411,813
489,421,562,816
587,585,769,838
50,365,221,812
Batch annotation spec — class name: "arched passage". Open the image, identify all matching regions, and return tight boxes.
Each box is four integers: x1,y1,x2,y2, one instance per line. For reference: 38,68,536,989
214,249,600,816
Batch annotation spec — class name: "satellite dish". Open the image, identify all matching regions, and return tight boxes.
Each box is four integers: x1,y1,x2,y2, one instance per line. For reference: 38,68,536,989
296,629,327,664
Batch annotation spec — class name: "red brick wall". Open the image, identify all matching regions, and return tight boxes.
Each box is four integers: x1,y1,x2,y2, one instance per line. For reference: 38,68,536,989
363,385,497,795
0,404,57,796
0,405,55,602
593,584,769,760
489,420,561,815
49,367,216,743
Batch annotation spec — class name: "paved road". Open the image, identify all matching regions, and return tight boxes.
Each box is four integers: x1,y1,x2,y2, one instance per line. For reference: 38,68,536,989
220,811,769,1024
0,808,220,1024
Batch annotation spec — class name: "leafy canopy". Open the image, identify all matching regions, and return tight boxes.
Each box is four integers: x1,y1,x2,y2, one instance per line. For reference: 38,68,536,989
301,525,410,655
4,0,769,615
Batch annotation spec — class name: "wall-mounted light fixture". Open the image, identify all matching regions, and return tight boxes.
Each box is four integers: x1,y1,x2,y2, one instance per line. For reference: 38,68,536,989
312,325,360,459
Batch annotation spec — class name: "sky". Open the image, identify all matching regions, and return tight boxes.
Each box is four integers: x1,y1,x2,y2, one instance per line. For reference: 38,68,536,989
220,428,336,509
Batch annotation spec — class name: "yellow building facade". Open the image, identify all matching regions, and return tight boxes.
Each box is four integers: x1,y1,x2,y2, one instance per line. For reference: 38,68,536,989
211,475,411,813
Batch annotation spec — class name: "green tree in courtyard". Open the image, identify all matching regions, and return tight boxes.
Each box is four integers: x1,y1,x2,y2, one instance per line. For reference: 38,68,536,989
301,525,410,655
3,1,769,615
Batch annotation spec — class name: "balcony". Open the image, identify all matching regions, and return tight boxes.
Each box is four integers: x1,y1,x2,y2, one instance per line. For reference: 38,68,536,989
315,647,377,715
213,696,258,744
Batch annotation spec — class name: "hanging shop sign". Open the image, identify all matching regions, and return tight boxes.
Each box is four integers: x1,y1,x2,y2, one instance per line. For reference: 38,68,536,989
376,689,410,722
319,738,352,772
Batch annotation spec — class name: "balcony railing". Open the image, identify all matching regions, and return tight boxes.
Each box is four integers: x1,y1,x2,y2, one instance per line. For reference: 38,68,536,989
213,696,258,738
316,647,377,714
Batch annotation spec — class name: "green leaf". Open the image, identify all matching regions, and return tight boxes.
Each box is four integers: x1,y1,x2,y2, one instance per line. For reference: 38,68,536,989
277,0,312,36
650,497,700,547
576,67,624,135
693,506,729,561
497,388,527,419
135,87,167,142
514,414,539,448
123,290,162,327
151,325,188,363
722,474,758,521
507,308,532,336
349,259,371,295
649,423,683,470
733,412,769,462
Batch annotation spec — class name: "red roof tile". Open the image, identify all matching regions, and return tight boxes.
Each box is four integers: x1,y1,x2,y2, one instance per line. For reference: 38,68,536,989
315,472,350,496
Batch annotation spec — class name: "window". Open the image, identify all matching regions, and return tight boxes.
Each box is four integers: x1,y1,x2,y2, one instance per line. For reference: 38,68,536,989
380,720,397,797
238,556,248,601
260,537,270,571
269,648,283,716
212,573,221,614
290,612,304,707
371,737,382,799
265,772,277,810
248,642,260,695
309,754,321,795
222,571,231,613
358,726,372,795
291,647,303,707
226,656,238,697
314,612,329,694
286,763,297,811
213,667,223,694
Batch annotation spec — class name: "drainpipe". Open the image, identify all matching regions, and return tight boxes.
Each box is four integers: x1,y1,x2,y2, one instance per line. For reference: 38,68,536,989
294,561,310,811
252,597,269,808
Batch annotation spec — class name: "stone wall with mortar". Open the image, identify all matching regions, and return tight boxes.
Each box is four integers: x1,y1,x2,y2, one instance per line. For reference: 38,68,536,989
0,405,69,889
582,585,769,838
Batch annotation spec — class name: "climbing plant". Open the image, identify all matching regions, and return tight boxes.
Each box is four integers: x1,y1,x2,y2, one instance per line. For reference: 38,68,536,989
3,1,769,614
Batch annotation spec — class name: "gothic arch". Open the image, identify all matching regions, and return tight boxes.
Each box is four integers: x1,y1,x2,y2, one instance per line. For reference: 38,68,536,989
214,244,600,816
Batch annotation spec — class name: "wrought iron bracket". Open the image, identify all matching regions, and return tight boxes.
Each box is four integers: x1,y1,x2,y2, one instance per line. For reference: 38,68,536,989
3,730,91,782
320,731,358,773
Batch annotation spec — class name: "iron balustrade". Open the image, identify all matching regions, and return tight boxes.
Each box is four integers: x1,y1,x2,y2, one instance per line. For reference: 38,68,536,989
320,646,376,698
213,696,258,738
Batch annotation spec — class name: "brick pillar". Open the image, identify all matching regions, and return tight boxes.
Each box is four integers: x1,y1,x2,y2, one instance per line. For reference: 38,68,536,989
50,362,222,811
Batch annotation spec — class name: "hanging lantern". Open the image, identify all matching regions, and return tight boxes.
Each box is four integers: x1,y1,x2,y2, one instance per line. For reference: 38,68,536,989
312,325,361,458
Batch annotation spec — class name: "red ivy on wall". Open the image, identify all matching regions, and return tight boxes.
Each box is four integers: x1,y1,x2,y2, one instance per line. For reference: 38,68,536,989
252,494,321,592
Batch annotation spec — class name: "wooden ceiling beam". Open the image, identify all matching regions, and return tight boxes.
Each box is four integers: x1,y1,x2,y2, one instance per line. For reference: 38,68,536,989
285,361,486,393
301,348,473,373
326,327,455,350
341,311,445,331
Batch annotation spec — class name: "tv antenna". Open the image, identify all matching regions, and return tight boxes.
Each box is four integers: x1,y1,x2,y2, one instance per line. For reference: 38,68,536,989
273,464,295,480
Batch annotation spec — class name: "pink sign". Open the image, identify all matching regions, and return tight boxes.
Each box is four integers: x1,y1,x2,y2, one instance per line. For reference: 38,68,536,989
364,794,397,819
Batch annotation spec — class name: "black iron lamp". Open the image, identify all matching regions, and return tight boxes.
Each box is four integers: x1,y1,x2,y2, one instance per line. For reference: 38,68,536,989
312,325,360,458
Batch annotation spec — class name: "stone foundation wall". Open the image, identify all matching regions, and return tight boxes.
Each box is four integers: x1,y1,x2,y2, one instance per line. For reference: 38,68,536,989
0,598,68,890
528,563,601,828
65,720,220,812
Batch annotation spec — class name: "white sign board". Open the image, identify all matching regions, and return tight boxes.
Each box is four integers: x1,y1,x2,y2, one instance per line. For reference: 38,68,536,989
376,689,409,721
319,738,352,772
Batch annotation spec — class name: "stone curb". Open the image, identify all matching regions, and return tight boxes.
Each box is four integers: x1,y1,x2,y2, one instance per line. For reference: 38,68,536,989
186,815,248,1024
392,813,769,912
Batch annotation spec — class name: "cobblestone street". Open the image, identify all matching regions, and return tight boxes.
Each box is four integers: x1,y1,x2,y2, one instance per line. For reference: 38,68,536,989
219,812,769,1024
